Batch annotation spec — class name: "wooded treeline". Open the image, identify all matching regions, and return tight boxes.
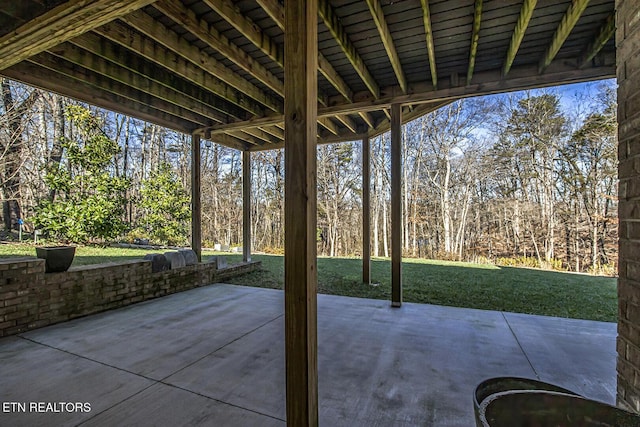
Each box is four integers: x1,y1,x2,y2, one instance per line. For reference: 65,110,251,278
0,78,617,273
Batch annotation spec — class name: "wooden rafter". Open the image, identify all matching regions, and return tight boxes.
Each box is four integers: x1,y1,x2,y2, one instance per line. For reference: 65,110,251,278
318,117,339,136
319,0,380,99
359,112,375,129
204,0,282,66
369,102,449,139
49,41,229,125
95,21,249,121
154,0,284,97
0,0,614,151
261,125,285,140
317,53,353,102
365,0,407,93
419,0,438,89
202,63,614,135
0,0,156,71
503,0,537,77
68,34,234,123
538,0,590,74
4,60,197,132
466,0,483,86
579,14,615,69
238,127,281,145
335,114,358,134
120,11,279,115
31,52,214,126
210,0,357,136
229,130,276,147
256,0,284,30
252,0,353,103
208,133,250,151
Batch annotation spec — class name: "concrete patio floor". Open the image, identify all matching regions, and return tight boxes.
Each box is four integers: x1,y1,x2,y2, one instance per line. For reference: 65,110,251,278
0,283,616,426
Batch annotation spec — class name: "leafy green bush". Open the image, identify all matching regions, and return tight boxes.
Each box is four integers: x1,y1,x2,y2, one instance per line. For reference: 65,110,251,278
34,106,129,243
135,162,190,246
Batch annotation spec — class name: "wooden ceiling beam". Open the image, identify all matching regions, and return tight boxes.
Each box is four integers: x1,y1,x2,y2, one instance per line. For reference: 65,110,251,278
121,11,280,115
365,0,407,93
503,0,537,77
317,52,354,103
256,0,284,31
207,133,250,151
0,0,156,71
369,102,450,139
335,114,358,134
49,42,229,125
202,63,614,135
30,52,214,127
154,0,284,98
224,0,354,104
68,34,234,123
203,0,283,66
212,0,357,134
318,117,339,136
252,0,353,103
538,0,590,74
229,130,275,147
247,130,370,152
466,0,483,86
419,0,438,90
260,125,285,140
359,112,375,129
319,0,380,99
240,127,282,144
579,14,615,69
95,21,254,121
2,60,198,133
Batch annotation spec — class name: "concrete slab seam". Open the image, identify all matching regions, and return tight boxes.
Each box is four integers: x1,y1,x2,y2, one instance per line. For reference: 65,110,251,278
13,335,160,425
158,381,286,423
501,311,540,379
158,313,285,383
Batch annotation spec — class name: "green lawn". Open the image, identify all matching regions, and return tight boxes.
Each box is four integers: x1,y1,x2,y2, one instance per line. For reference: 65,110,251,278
0,244,617,322
224,254,617,323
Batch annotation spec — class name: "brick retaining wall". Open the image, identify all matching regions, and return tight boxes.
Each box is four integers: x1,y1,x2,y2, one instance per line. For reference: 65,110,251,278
0,257,260,338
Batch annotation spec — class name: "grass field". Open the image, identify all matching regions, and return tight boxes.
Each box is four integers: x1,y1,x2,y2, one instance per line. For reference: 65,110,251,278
1,243,617,322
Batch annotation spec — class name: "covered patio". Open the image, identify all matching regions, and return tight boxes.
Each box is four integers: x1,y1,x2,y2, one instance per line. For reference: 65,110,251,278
1,0,637,424
1,283,616,426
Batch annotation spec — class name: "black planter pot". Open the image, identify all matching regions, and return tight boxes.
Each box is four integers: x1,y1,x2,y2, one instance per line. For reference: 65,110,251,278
473,376,578,426
36,246,76,273
474,377,640,427
478,390,640,427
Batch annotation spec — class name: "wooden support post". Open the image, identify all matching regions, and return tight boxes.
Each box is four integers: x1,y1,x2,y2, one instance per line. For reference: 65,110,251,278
362,135,371,285
243,150,252,263
191,133,202,262
391,103,402,307
284,0,319,425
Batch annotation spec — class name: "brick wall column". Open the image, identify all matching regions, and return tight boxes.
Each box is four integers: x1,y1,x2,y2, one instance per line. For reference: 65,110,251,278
616,0,640,412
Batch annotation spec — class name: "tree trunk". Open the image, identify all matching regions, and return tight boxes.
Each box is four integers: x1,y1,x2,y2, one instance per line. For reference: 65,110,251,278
1,79,39,230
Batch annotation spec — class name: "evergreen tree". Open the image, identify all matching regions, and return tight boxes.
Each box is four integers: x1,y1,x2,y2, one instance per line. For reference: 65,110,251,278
136,162,190,245
34,105,129,242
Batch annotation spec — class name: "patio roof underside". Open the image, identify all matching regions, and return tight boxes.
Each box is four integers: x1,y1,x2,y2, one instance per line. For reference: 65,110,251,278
0,0,616,151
